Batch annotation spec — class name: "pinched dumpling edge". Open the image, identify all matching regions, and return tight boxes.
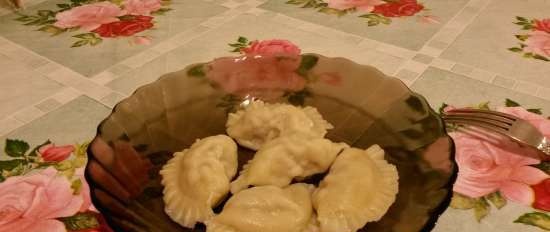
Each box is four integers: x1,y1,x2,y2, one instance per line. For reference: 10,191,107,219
161,150,214,228
226,100,334,150
206,210,320,232
353,145,398,223
160,135,238,228
230,136,349,194
206,184,315,232
313,145,399,232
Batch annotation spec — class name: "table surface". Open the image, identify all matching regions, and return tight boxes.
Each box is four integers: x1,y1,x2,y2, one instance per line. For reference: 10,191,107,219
0,0,549,231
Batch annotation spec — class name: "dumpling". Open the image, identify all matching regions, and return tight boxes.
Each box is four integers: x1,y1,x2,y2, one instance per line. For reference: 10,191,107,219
230,135,348,193
160,135,238,228
206,184,314,232
226,100,333,150
312,145,399,232
303,213,321,232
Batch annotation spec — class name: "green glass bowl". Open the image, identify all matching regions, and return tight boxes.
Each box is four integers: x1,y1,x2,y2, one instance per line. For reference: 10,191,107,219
85,53,456,232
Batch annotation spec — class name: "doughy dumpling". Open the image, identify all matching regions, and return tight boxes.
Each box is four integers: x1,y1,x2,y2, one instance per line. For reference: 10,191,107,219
303,213,321,232
226,100,333,150
313,145,399,232
160,135,238,228
230,136,348,193
207,184,314,232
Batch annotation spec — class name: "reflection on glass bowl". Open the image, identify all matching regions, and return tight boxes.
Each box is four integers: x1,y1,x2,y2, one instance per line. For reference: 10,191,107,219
85,54,456,232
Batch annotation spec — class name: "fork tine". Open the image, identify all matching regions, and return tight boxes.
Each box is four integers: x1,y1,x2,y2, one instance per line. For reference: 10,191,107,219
442,114,513,128
447,108,518,121
443,118,510,134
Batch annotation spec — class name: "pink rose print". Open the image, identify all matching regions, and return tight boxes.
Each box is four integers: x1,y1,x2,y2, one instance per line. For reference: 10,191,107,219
14,0,172,47
524,31,550,57
442,105,457,112
123,0,162,16
372,0,424,17
38,143,74,162
92,15,154,38
0,167,84,232
54,2,124,31
74,168,94,212
417,15,441,24
75,212,114,232
510,17,550,61
317,72,343,86
241,39,301,57
532,178,550,211
287,0,434,26
451,131,548,205
497,107,550,135
133,36,153,45
422,137,454,173
327,0,385,12
534,18,550,34
207,55,306,100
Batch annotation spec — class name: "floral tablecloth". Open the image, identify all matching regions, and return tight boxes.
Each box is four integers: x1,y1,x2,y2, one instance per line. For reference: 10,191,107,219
0,0,549,231
0,141,112,231
444,101,550,230
3,38,550,231
6,105,550,232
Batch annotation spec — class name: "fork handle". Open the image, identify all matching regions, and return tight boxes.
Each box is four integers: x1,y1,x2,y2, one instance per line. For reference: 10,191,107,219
538,138,550,156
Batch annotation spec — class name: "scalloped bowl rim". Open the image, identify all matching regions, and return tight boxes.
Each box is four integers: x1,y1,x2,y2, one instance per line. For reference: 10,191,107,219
87,53,457,232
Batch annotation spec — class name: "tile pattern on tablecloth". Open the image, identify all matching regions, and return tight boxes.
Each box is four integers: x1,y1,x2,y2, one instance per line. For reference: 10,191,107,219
260,0,470,50
107,13,408,95
0,96,111,152
412,67,550,232
441,0,550,88
411,67,550,112
0,54,64,118
0,0,228,77
434,204,541,232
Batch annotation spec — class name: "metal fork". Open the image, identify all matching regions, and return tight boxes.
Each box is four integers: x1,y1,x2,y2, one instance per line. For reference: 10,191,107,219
442,108,550,156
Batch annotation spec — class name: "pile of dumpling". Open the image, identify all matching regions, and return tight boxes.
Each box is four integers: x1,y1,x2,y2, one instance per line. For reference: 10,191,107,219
160,101,399,232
